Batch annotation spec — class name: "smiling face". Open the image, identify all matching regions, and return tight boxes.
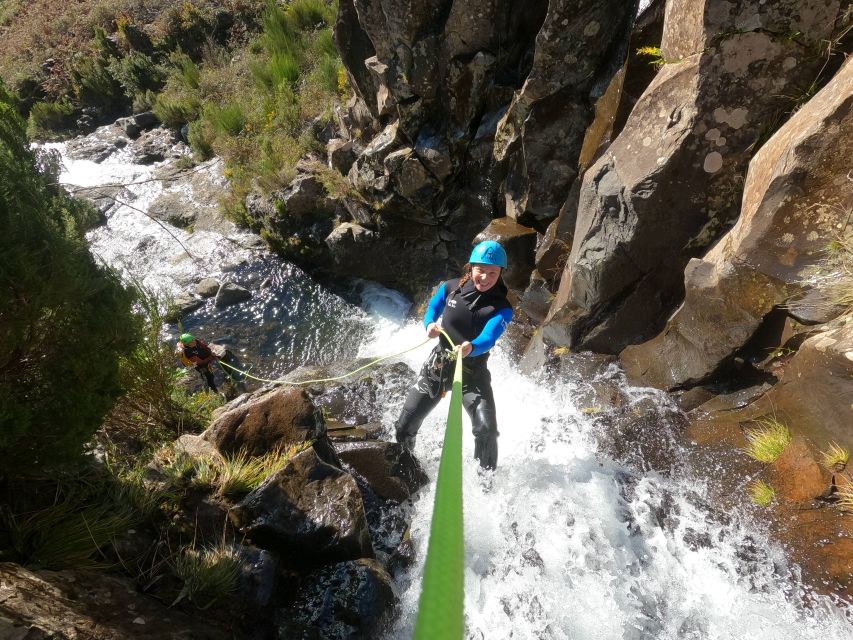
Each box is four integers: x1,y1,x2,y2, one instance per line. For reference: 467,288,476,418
471,263,502,292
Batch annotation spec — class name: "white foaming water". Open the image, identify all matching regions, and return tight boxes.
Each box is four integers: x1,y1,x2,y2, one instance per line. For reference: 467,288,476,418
44,142,258,296
363,322,853,640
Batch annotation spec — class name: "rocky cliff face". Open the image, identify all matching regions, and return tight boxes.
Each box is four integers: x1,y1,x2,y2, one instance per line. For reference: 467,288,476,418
621,57,853,389
303,0,638,297
541,0,844,353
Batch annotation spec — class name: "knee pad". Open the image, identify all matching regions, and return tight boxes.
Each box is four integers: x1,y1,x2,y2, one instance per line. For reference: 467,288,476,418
471,404,498,438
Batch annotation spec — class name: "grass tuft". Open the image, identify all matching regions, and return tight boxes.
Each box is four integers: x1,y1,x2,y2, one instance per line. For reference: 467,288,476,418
748,480,775,507
742,417,792,463
820,442,849,473
172,542,240,609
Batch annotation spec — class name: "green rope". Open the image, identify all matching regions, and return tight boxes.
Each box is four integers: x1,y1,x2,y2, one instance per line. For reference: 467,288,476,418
216,337,431,386
414,344,465,640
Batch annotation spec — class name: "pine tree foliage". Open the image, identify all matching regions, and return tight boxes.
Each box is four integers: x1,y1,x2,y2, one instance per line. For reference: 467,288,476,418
0,81,138,471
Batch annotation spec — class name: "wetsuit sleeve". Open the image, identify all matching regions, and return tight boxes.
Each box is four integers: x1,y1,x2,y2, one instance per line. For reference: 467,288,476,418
423,282,448,327
469,307,513,357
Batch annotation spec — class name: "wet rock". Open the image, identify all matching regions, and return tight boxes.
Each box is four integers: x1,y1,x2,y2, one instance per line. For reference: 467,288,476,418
150,158,231,233
621,57,853,389
231,448,373,564
131,127,180,164
767,436,831,503
754,321,853,452
326,420,385,442
213,282,251,308
275,558,395,640
234,545,280,610
72,184,134,221
133,111,160,129
165,293,204,322
65,136,118,163
148,191,196,228
335,440,428,503
115,115,141,139
0,562,228,639
786,288,848,326
195,278,220,298
203,387,328,458
474,217,537,291
287,361,412,426
595,393,686,473
545,0,844,355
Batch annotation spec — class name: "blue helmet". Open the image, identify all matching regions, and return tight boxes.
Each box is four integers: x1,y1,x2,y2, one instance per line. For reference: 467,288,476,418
469,240,507,268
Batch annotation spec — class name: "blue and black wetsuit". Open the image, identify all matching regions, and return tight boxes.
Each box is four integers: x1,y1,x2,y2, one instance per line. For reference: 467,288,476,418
395,276,513,470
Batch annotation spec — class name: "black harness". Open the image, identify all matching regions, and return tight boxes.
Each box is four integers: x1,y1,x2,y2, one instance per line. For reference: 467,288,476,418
421,277,511,397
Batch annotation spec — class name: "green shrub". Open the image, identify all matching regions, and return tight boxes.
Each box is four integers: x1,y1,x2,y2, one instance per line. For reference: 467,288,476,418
155,93,201,128
107,52,167,101
211,103,247,135
187,120,215,158
0,91,139,472
286,0,335,30
252,50,301,90
72,55,125,109
155,2,218,59
26,99,74,139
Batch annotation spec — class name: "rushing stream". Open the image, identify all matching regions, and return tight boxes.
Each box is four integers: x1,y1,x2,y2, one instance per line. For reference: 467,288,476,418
49,133,853,640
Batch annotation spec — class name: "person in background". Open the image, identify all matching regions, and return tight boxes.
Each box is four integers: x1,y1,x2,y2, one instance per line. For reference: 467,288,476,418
176,333,220,392
394,240,513,471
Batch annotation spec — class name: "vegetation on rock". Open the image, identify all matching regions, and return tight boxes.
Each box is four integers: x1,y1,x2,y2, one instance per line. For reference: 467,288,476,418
742,417,792,464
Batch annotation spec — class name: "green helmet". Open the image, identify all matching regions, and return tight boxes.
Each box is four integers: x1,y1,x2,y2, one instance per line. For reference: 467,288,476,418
180,333,195,344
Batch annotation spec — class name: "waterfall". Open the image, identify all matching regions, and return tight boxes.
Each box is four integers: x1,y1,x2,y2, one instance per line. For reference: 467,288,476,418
51,133,853,640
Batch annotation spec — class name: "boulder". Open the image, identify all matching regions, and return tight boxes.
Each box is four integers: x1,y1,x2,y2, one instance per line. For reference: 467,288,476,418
231,448,374,564
196,277,220,298
133,111,160,129
335,440,428,503
115,115,141,139
545,0,845,354
174,433,220,459
621,57,853,388
203,387,327,458
164,293,204,322
275,559,395,639
132,127,180,164
245,170,342,266
474,217,537,290
213,282,251,308
0,563,228,639
148,191,196,228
